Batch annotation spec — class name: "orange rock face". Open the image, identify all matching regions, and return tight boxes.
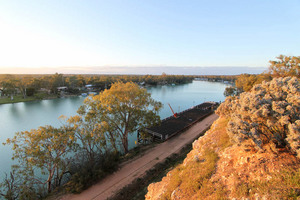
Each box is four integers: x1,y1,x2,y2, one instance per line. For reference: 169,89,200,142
145,117,300,200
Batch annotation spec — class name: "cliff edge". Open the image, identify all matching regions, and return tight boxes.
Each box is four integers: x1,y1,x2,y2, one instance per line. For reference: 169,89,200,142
146,77,300,200
146,117,299,199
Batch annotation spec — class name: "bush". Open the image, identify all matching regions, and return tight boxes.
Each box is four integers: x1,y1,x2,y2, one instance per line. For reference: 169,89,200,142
216,77,300,157
65,152,120,193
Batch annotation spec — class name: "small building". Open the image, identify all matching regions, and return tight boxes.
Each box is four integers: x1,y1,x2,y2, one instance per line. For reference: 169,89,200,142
57,86,68,92
85,84,93,88
85,84,95,91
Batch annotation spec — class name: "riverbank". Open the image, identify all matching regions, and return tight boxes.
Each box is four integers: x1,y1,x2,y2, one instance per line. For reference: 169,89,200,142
0,93,87,105
58,114,218,200
0,94,59,105
0,81,194,105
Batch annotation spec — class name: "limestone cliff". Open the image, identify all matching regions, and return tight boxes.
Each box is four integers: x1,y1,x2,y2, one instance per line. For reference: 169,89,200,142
145,117,300,200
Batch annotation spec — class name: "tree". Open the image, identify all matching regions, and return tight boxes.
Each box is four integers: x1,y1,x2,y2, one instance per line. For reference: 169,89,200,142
15,77,30,99
269,55,300,78
4,125,76,194
227,55,300,95
1,79,16,97
66,75,79,89
0,75,33,99
232,73,272,95
80,82,162,154
50,73,65,94
0,171,19,200
217,77,300,157
235,74,258,93
64,114,114,164
223,86,236,97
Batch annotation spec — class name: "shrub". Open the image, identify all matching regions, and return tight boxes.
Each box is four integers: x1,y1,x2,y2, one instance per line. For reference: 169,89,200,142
216,77,300,157
65,152,120,193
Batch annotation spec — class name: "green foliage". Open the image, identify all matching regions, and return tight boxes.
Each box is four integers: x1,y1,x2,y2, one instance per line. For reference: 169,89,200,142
50,73,65,94
217,77,300,157
228,55,299,96
0,74,194,104
65,152,120,193
269,55,300,78
0,171,19,200
195,75,237,83
223,86,237,97
25,88,35,96
0,168,42,200
1,80,163,198
4,125,76,194
79,82,162,153
65,113,113,164
235,73,272,93
33,92,49,100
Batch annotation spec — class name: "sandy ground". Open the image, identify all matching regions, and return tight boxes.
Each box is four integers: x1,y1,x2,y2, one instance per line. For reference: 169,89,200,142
60,113,218,200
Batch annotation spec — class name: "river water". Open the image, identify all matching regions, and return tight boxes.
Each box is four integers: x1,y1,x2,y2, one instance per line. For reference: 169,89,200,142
0,80,227,177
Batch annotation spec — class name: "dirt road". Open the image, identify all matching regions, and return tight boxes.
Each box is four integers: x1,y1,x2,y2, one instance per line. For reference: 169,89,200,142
60,113,218,200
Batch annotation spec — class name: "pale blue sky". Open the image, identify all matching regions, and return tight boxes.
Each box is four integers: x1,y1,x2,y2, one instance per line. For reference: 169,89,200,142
0,0,299,72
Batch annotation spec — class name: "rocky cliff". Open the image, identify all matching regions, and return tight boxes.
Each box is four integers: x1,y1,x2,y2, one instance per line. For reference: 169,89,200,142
145,117,300,199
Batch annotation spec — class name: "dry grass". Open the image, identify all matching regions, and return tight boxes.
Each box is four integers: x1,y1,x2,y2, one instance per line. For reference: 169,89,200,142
231,168,300,199
159,117,231,200
161,149,218,200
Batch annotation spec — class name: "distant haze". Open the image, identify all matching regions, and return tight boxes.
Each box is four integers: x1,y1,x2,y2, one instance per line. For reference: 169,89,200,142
0,66,267,75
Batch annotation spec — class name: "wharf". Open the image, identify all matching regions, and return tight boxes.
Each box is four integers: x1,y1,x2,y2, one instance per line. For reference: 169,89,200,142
140,102,218,142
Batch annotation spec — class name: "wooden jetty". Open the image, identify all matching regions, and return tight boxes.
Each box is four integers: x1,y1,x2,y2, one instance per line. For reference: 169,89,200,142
138,102,218,142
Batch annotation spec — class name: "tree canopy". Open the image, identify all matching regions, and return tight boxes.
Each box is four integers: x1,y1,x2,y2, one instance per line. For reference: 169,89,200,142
4,125,76,194
79,82,162,153
269,55,300,78
226,54,299,96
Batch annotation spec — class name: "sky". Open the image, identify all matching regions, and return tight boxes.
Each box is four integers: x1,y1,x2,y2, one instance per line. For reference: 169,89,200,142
0,0,299,74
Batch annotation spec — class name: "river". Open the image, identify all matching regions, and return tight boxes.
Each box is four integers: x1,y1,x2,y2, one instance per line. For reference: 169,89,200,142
0,80,227,177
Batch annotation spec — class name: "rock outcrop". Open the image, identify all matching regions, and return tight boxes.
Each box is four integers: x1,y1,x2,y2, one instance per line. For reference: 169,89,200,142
145,117,300,200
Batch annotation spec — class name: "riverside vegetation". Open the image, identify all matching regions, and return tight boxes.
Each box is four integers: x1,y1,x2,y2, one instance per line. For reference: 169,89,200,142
0,82,162,199
0,73,236,105
0,74,194,104
145,55,300,200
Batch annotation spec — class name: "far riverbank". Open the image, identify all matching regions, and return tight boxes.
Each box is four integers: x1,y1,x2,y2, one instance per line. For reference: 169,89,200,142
0,94,58,105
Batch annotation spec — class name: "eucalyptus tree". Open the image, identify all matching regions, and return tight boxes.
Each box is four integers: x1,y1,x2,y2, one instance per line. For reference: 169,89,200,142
269,55,300,78
4,125,76,194
81,82,162,154
65,113,114,164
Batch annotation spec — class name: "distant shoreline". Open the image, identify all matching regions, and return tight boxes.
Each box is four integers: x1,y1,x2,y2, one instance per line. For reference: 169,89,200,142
0,66,267,75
